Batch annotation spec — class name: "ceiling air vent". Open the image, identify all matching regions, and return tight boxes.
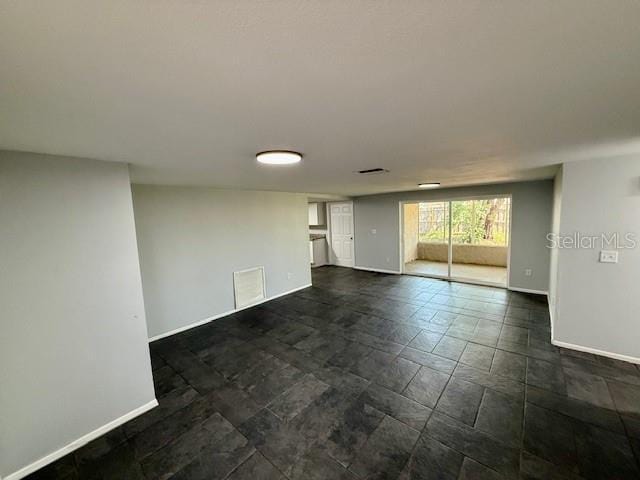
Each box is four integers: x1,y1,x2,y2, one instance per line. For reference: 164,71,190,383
233,266,266,309
357,168,389,175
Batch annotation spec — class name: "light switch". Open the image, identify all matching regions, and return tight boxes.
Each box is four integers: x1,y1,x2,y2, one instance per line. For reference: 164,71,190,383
599,250,618,263
371,229,377,234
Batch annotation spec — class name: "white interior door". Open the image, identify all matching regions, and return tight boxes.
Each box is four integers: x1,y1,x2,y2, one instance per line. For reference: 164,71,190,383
330,202,354,267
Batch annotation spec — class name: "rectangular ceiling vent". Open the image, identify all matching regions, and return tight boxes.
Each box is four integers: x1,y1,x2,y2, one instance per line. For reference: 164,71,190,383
357,168,389,175
233,266,266,309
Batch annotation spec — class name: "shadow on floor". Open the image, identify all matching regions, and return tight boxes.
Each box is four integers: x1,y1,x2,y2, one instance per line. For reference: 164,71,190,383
26,266,640,480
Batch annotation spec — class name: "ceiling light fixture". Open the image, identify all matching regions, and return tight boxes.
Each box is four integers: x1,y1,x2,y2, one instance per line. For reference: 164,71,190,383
256,150,302,165
418,182,440,189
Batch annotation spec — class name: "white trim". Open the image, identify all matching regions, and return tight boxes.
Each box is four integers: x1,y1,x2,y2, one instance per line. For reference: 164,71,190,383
149,309,239,342
398,202,404,273
551,339,640,365
148,283,312,342
448,201,453,279
398,195,512,290
507,286,548,295
4,399,158,480
505,196,512,289
353,266,401,275
325,202,334,265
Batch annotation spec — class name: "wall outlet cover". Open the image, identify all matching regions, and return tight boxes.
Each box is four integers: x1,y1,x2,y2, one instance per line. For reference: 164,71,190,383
599,250,618,263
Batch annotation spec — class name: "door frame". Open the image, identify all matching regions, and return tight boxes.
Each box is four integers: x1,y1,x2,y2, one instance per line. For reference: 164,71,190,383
328,201,355,267
399,194,512,288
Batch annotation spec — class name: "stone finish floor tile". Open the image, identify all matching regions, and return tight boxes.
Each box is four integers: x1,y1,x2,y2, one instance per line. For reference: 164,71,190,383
400,434,463,479
523,403,579,473
24,267,640,480
361,383,432,430
227,451,285,479
490,349,526,382
433,335,468,361
475,389,523,447
563,368,616,410
425,412,520,477
458,457,504,480
349,415,420,479
607,380,640,419
459,342,496,371
572,420,640,480
526,357,567,395
435,377,484,426
403,366,450,408
325,397,386,467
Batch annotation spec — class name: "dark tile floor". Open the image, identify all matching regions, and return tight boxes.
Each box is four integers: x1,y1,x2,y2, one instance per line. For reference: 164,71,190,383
28,266,640,479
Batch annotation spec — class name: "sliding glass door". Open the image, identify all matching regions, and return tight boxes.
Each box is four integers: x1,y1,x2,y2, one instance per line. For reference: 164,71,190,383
403,196,511,287
403,201,450,278
450,198,510,285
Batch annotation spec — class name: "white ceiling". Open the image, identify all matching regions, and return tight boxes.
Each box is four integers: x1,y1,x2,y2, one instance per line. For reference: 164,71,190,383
1,1,640,196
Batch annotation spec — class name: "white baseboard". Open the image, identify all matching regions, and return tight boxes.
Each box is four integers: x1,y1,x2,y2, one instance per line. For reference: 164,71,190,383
507,286,548,296
353,266,401,275
551,339,640,365
4,399,158,480
148,283,313,342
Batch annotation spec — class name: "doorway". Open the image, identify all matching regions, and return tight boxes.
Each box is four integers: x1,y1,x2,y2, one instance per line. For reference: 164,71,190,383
329,202,355,267
401,196,511,287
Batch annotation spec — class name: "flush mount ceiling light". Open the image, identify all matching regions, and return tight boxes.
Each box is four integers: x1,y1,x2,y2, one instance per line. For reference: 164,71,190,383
418,182,441,189
256,150,302,165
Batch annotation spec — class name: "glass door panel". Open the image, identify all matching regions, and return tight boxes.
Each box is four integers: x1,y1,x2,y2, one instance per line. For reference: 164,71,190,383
450,198,510,286
404,201,450,277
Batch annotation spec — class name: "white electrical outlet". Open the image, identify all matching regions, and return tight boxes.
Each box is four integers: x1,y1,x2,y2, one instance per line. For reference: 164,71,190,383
599,250,618,263
287,272,293,279
524,269,532,276
371,229,377,235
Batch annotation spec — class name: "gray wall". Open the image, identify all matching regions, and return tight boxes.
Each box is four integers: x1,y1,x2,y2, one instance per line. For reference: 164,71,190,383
353,180,554,292
132,185,312,339
552,155,640,359
0,151,155,478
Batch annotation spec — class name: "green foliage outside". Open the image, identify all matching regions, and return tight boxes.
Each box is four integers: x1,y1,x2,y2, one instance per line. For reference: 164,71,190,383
419,198,510,246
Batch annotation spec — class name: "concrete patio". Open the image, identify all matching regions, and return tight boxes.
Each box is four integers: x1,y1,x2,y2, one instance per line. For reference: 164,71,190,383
404,259,508,285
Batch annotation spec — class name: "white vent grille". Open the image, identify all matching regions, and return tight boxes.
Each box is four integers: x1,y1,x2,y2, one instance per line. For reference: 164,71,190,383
233,266,266,309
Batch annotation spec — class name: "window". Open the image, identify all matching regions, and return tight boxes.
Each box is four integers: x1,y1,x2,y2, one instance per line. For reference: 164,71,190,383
418,201,448,243
419,198,510,246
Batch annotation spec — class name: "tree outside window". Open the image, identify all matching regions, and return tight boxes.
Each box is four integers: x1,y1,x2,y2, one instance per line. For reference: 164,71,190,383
419,198,510,246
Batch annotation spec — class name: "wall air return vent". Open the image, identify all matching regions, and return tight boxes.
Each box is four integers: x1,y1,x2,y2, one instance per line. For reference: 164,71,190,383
357,168,389,175
233,266,266,309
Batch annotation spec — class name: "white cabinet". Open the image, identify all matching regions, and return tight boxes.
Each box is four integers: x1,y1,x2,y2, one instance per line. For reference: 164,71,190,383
310,237,328,267
308,203,326,226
